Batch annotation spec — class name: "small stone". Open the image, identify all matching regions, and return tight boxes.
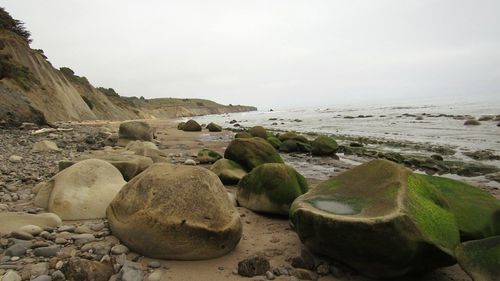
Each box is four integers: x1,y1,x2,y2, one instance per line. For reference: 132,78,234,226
54,238,67,244
118,261,145,281
8,155,22,163
30,262,49,277
184,159,196,166
111,244,129,255
238,256,270,277
1,270,21,281
316,263,330,275
147,261,161,268
18,225,43,236
34,246,60,257
90,222,105,232
32,275,52,281
10,230,33,240
5,244,27,257
10,257,20,261
51,270,65,281
75,225,93,234
291,250,315,270
292,268,318,281
146,270,164,281
58,225,75,232
265,271,275,280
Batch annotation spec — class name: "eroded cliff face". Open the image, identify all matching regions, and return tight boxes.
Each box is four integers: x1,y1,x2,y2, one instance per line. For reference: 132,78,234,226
0,29,256,126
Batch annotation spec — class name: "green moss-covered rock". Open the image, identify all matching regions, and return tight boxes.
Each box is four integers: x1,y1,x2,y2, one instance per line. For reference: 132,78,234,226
311,135,338,156
266,136,282,150
197,149,223,164
210,159,247,185
238,163,308,215
293,135,309,144
182,120,202,132
234,132,252,139
278,132,298,142
177,122,186,130
206,122,222,132
290,159,459,278
249,126,267,139
455,236,500,281
279,140,299,153
224,138,284,171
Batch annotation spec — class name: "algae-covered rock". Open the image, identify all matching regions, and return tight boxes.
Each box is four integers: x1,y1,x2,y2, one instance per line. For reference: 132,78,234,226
279,140,299,153
278,132,298,142
455,236,500,281
182,120,202,131
224,137,284,171
267,136,282,150
107,163,242,260
210,159,247,185
177,122,186,130
290,159,500,278
311,135,338,156
238,163,308,215
249,126,267,139
197,149,223,164
235,132,252,139
207,122,222,132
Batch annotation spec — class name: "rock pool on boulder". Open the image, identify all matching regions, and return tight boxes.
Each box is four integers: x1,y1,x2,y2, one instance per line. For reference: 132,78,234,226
106,163,242,260
289,159,500,279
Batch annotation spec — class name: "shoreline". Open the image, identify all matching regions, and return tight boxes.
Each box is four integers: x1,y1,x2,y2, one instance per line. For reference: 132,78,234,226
1,118,497,281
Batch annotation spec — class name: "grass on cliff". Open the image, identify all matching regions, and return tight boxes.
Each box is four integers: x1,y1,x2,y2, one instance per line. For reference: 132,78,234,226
0,7,31,44
0,54,34,90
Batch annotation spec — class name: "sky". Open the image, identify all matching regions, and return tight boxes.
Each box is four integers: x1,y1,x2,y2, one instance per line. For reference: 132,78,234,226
3,0,500,109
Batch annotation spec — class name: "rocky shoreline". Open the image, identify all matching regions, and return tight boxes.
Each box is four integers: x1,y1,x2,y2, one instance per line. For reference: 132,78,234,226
1,120,498,281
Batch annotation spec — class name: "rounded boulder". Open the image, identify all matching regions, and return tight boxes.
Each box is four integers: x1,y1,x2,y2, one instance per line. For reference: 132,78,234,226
224,137,284,171
106,163,242,260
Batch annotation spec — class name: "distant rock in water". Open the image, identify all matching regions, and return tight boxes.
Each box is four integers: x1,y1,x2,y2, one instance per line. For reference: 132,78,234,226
311,135,338,156
106,163,242,260
290,159,500,279
464,119,481,126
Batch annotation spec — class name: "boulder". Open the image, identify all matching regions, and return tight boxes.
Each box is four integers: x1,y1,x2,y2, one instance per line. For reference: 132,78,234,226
177,122,186,130
32,140,59,152
266,136,282,150
58,153,153,181
238,163,308,215
106,163,242,260
35,159,126,220
0,212,62,234
197,149,222,164
477,115,494,121
206,122,222,132
182,119,202,131
234,132,252,139
290,159,460,278
125,140,158,153
249,126,267,139
62,257,115,281
118,121,154,142
464,119,481,126
279,140,299,153
224,137,284,171
455,236,500,281
278,132,298,142
210,159,247,185
311,135,338,156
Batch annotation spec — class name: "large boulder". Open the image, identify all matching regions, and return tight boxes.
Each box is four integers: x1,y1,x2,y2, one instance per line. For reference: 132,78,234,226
210,159,247,185
118,121,154,142
224,137,284,171
266,136,282,150
125,140,158,153
278,132,298,142
182,119,202,131
249,126,267,139
290,160,461,278
35,159,126,220
234,132,252,139
238,163,308,215
206,122,222,132
106,163,242,260
0,212,62,234
59,153,154,181
455,236,500,281
197,149,222,164
311,135,338,156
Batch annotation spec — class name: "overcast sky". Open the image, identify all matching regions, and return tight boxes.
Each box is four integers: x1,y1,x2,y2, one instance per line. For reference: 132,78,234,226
3,0,500,109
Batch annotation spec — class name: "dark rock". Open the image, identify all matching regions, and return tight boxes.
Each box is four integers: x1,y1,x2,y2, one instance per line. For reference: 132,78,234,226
62,257,115,281
430,154,444,161
464,119,480,126
238,256,270,277
5,244,27,257
34,246,60,257
291,250,315,270
182,120,202,132
292,268,318,280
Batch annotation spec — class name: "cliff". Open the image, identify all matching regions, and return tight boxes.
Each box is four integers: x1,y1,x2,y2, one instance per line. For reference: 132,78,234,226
0,8,256,127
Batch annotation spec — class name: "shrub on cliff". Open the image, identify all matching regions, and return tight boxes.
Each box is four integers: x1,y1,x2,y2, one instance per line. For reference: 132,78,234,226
0,7,32,44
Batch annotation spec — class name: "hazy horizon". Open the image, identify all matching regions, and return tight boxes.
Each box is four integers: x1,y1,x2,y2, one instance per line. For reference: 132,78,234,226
3,0,500,109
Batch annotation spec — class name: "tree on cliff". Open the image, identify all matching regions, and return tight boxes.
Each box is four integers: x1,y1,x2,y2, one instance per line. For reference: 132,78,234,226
0,7,32,43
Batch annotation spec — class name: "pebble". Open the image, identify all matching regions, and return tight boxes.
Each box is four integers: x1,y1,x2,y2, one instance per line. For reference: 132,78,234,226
51,270,65,281
57,225,75,232
30,262,49,276
10,231,33,240
5,244,27,257
18,225,43,236
184,159,196,166
33,246,60,257
146,270,163,281
31,275,52,281
74,225,92,234
238,256,270,277
266,271,275,280
90,222,105,232
1,270,21,281
119,261,145,281
8,155,22,163
54,238,67,244
147,261,161,268
111,244,129,255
